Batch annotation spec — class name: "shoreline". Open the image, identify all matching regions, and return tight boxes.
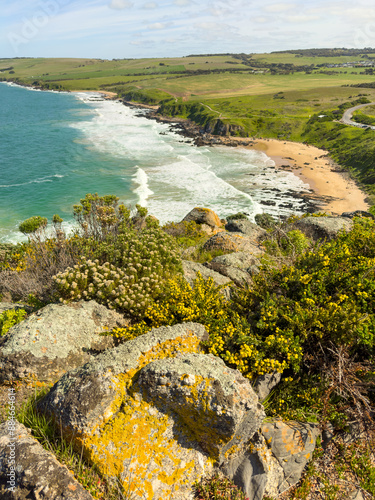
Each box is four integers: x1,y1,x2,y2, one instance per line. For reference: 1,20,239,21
229,138,369,215
122,100,369,216
3,81,368,216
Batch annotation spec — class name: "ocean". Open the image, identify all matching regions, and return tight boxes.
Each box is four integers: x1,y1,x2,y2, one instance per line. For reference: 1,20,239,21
0,82,311,243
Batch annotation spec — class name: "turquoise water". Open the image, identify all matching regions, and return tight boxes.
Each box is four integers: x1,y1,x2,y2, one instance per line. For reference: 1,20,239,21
0,83,311,243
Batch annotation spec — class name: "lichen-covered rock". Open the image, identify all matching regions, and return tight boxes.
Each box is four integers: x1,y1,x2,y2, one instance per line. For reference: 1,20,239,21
137,353,265,462
0,300,127,383
182,207,222,228
225,219,267,242
0,303,30,315
205,262,251,286
223,432,285,500
291,216,352,242
261,419,320,491
38,323,265,499
204,252,261,286
0,421,94,499
209,252,261,271
203,232,263,254
253,372,282,401
183,260,232,285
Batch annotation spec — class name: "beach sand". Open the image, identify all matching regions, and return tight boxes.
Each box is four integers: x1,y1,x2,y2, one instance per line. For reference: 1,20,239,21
227,137,369,215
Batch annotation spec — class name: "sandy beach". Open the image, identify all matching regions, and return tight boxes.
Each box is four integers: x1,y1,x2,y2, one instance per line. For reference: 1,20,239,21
226,137,369,215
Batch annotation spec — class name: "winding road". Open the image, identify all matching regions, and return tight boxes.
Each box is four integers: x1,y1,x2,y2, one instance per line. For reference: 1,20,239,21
340,102,375,130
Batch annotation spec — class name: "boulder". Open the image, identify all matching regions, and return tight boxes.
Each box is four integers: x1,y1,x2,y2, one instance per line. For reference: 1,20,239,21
291,216,352,242
223,432,285,500
253,372,282,402
38,323,265,500
205,252,262,286
182,207,222,228
203,232,264,254
137,353,265,462
0,303,30,315
182,261,232,298
0,300,127,384
261,419,320,491
0,421,94,499
225,220,267,243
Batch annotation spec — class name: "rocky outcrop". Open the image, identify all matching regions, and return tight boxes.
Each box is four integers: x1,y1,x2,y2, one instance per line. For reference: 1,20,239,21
224,420,320,499
261,420,320,490
205,251,262,286
0,421,94,499
182,207,223,229
0,300,127,383
225,219,267,243
203,232,264,254
0,303,30,314
138,353,265,462
182,260,232,293
38,323,265,499
253,372,282,401
291,216,353,242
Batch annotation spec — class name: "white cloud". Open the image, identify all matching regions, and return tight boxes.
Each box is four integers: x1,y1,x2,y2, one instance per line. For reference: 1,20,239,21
142,2,158,8
147,22,171,29
173,0,194,6
108,0,133,10
283,14,320,23
264,2,295,13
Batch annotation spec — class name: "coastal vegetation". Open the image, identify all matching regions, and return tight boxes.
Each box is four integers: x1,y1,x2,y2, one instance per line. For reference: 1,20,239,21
1,194,375,497
1,48,375,498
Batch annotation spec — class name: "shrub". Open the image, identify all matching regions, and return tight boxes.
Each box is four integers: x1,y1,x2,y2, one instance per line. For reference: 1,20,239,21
0,308,27,336
226,212,248,221
19,216,47,236
54,226,182,317
194,473,249,500
254,213,275,229
73,193,131,240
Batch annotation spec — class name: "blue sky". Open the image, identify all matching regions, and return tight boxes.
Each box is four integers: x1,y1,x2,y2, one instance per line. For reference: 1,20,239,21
2,0,375,59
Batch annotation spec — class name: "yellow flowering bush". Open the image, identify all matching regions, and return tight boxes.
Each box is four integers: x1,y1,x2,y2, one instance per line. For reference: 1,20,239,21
110,273,303,380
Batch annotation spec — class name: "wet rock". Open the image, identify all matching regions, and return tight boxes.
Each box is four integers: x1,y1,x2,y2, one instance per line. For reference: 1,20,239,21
291,216,353,242
0,421,94,499
0,301,127,383
182,207,223,228
341,210,375,220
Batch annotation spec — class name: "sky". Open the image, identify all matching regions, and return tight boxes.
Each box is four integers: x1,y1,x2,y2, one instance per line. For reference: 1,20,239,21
1,0,375,59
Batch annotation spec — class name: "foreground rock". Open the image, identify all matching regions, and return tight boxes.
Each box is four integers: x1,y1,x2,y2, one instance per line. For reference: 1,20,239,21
0,301,126,384
0,421,94,499
0,303,30,315
39,323,265,499
224,420,320,499
291,216,352,242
